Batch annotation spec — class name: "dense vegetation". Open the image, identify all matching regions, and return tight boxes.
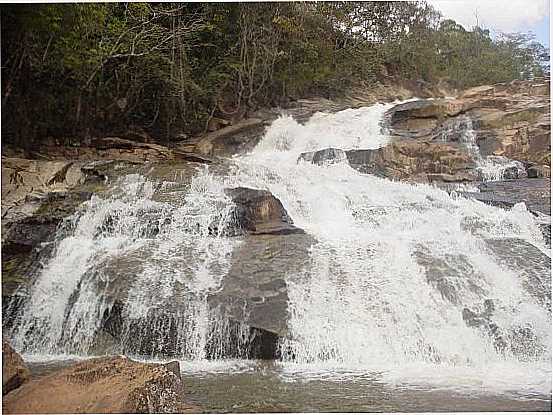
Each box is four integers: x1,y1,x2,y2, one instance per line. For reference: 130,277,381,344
1,2,549,147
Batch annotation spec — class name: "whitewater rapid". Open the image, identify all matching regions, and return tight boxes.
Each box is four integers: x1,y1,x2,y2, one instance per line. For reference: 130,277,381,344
7,101,551,396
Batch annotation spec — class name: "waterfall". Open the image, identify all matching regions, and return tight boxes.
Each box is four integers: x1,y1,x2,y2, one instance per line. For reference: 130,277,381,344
455,115,527,181
9,171,247,359
224,104,550,390
6,101,550,393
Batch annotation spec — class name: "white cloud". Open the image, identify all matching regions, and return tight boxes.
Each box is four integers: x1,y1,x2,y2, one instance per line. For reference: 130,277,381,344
427,0,549,33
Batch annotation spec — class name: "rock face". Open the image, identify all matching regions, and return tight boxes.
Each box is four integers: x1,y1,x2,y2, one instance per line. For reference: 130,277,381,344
386,78,551,170
346,141,477,182
208,232,316,338
2,356,198,414
225,187,304,235
2,340,30,395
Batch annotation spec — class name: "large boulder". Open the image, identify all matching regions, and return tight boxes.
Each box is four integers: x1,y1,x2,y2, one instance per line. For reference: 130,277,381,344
2,356,198,414
225,187,304,235
2,340,30,395
389,99,465,122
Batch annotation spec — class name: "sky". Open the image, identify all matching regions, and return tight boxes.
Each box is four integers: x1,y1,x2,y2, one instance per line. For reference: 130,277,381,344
427,0,550,47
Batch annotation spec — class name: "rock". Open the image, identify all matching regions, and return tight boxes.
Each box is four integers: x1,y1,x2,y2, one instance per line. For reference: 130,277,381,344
476,178,551,215
208,232,316,339
389,99,465,123
486,238,551,311
193,118,266,157
386,79,550,169
27,136,213,164
346,141,477,181
460,85,495,99
225,187,304,235
2,340,30,395
527,165,551,178
2,356,198,414
298,148,347,166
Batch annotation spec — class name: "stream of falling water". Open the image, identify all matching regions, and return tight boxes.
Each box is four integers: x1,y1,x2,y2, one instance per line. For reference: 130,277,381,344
6,102,551,406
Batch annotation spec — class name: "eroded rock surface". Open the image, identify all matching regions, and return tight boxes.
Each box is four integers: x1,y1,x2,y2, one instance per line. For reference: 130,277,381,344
2,356,198,414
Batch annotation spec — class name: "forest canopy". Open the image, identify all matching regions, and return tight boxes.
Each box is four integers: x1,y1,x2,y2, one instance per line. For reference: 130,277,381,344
1,2,550,146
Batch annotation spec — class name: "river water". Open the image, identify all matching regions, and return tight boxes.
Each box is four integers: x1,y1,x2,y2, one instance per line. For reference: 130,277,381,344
7,102,552,411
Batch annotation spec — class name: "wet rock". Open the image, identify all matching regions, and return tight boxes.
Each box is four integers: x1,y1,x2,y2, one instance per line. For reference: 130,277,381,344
225,187,304,235
461,300,509,353
477,178,550,215
298,148,347,165
485,238,551,311
345,141,477,181
414,248,486,305
193,118,267,157
1,157,116,311
2,356,198,414
502,165,525,180
462,298,547,359
527,165,551,178
2,340,30,395
209,232,316,338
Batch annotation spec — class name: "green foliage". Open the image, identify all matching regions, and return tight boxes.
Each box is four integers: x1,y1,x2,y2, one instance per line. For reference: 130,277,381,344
1,2,549,147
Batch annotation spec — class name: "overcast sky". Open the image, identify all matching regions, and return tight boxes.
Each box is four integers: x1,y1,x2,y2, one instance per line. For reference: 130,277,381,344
427,0,550,47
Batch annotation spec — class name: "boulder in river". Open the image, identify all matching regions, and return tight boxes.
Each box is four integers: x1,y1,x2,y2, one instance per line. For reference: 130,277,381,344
225,187,304,235
2,340,30,396
2,356,198,414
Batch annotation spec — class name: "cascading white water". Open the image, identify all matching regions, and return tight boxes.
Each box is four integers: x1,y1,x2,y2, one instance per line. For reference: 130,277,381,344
221,103,551,392
454,115,527,181
9,170,248,359
7,101,550,395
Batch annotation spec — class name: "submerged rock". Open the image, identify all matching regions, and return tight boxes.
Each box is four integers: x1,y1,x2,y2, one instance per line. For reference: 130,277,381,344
225,187,304,235
2,340,30,396
2,356,198,414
